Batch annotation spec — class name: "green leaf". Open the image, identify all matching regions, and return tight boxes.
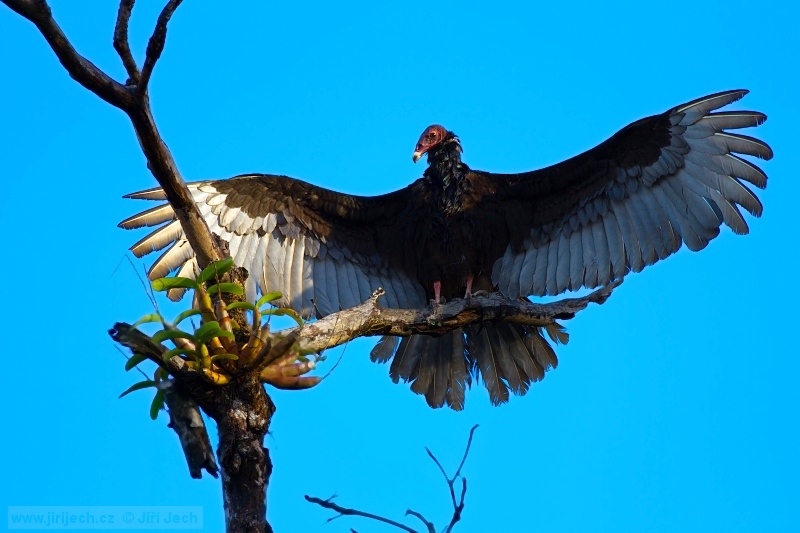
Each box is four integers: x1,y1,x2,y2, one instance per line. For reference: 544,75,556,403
210,353,239,363
154,367,170,382
119,380,157,399
194,321,235,345
150,389,165,420
162,347,197,361
195,321,221,338
196,329,234,346
132,313,164,328
256,291,283,309
152,277,199,292
173,309,201,326
207,283,244,296
197,257,235,284
152,329,195,344
225,301,257,312
263,308,304,326
125,353,148,371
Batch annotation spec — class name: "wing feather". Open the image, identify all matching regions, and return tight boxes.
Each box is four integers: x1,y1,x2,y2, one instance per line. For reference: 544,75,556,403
121,173,423,319
118,203,175,229
555,232,572,294
518,246,539,296
590,220,611,284
289,237,305,311
601,211,627,279
568,229,585,290
487,90,769,298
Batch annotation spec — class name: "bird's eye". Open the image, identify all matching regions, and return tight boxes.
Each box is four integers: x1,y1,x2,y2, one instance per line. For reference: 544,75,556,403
430,131,437,138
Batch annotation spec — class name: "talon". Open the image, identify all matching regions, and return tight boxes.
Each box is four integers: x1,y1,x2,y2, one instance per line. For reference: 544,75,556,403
430,297,446,307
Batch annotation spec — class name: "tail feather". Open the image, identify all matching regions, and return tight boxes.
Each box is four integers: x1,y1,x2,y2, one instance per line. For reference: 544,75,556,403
485,323,527,396
370,336,398,363
408,337,435,397
372,321,562,409
507,323,544,383
446,332,469,410
427,332,452,409
390,334,425,384
467,324,510,406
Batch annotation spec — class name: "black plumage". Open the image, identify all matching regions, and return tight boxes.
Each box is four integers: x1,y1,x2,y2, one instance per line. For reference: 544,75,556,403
120,90,771,410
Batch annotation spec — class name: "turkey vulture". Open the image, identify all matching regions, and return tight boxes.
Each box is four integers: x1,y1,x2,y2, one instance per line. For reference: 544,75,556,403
121,90,771,410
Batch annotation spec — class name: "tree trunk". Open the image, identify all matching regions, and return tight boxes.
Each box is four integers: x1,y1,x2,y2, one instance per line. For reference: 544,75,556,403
212,375,275,533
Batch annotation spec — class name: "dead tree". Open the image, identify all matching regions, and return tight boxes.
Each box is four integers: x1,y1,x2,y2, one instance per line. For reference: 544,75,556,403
0,1,617,531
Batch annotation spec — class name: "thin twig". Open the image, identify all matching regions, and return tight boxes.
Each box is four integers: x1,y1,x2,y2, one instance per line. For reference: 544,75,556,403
139,0,183,92
306,427,480,532
114,344,150,381
113,0,140,83
425,424,478,533
304,496,419,533
404,510,435,533
454,424,479,480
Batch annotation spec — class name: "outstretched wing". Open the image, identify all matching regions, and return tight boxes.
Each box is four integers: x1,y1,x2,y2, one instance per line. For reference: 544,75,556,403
120,174,427,316
483,90,771,297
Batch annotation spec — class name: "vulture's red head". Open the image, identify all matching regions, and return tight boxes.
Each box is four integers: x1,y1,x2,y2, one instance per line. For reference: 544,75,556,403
412,125,458,163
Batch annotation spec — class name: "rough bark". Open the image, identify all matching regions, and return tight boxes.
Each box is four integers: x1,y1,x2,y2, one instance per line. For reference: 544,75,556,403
293,281,619,353
214,376,275,533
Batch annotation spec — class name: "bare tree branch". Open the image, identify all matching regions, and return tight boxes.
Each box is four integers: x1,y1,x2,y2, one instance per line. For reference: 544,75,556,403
304,496,420,533
290,281,621,353
163,382,219,479
1,0,226,270
306,426,482,532
425,424,479,533
404,510,435,533
1,0,136,109
113,0,140,83
140,0,182,92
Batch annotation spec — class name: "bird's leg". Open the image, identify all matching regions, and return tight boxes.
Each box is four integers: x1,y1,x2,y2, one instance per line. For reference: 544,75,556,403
464,275,489,298
428,281,444,322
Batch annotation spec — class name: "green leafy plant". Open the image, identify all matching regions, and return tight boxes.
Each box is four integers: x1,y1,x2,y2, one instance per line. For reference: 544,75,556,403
120,258,320,419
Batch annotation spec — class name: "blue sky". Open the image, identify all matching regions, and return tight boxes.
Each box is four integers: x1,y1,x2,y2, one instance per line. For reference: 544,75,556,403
1,1,798,531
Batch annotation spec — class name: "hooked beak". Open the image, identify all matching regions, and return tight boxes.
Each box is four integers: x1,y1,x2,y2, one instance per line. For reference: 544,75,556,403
412,150,424,163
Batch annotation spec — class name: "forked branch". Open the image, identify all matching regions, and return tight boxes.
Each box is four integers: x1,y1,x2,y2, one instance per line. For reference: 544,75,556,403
425,424,479,532
2,0,136,109
305,425,481,532
1,0,226,269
